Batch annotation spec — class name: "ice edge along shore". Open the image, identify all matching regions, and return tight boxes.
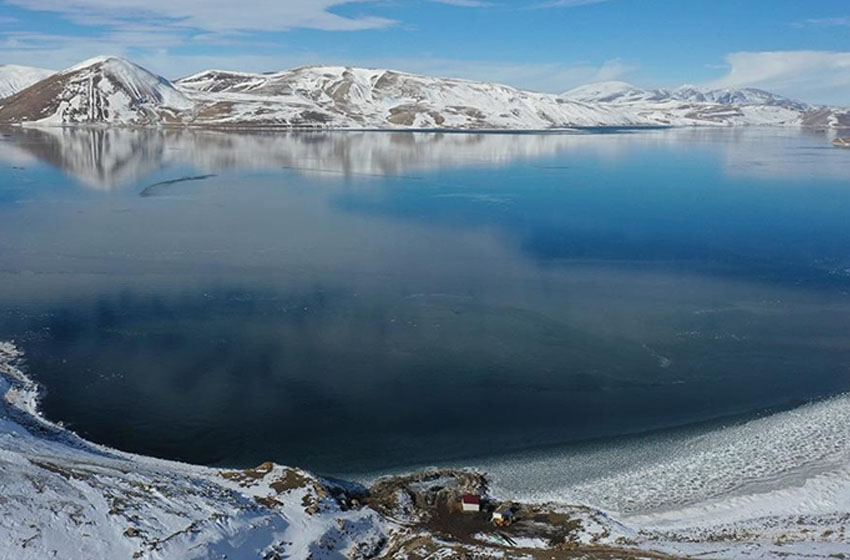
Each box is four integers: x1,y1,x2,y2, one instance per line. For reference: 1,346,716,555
4,340,850,558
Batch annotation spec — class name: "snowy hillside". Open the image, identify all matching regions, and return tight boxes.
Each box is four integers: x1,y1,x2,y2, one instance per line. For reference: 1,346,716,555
562,80,809,110
802,107,850,128
0,56,192,125
0,341,391,559
670,85,810,111
4,339,850,559
174,66,834,128
176,65,638,129
560,81,669,104
0,64,54,99
0,55,847,128
560,81,818,126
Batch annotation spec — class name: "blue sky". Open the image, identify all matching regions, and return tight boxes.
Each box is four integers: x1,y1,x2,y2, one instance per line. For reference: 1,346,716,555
1,0,850,104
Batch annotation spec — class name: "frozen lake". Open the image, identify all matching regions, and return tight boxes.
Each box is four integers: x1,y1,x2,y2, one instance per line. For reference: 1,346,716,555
2,126,850,485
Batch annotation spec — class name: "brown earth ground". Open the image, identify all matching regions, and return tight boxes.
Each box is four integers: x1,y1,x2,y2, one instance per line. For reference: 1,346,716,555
362,470,688,559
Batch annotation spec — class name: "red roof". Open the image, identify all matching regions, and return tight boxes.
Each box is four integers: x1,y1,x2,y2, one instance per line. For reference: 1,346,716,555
461,494,480,504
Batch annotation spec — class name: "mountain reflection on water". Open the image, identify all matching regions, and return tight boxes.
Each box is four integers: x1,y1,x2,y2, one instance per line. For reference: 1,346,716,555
1,126,850,474
3,126,850,191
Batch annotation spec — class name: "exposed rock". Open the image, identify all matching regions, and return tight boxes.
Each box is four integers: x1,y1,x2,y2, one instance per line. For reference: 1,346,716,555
4,56,850,129
0,56,192,125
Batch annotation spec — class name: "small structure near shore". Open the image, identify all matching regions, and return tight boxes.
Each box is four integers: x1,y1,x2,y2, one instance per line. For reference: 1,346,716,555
833,137,850,148
460,494,480,513
491,504,515,526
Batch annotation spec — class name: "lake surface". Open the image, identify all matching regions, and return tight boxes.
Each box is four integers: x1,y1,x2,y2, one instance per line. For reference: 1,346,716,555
2,126,850,477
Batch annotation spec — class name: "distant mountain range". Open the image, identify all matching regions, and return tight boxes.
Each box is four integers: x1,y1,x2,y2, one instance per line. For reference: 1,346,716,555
0,64,54,99
0,56,848,129
562,80,811,111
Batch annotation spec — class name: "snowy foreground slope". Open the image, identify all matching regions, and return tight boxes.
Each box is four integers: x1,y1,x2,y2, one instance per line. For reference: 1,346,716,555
0,56,848,128
3,340,850,560
0,342,390,560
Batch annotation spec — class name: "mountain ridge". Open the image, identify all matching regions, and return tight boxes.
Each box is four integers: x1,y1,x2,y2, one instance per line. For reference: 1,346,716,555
0,64,55,99
0,56,847,129
0,56,191,126
561,80,811,112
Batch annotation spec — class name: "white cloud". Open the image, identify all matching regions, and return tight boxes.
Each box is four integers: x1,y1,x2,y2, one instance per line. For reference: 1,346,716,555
428,0,493,6
708,51,850,106
799,17,850,27
4,0,396,32
531,0,610,9
0,3,638,92
0,30,190,72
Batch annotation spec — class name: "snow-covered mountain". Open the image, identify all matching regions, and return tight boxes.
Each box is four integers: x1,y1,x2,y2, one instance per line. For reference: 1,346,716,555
0,55,847,129
0,64,54,99
561,80,845,127
562,80,810,111
175,65,637,129
0,56,192,125
669,85,810,111
801,107,850,129
560,81,669,104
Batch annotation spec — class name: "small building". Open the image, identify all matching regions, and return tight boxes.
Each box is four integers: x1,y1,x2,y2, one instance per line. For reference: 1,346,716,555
460,494,480,513
491,504,515,526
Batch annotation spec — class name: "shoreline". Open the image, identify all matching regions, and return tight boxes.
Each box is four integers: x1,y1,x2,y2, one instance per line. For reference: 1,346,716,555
0,121,833,132
3,340,850,558
5,121,675,132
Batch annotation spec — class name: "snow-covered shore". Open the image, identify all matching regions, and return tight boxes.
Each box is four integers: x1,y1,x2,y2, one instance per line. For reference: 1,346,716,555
480,394,850,558
2,340,850,559
0,341,390,559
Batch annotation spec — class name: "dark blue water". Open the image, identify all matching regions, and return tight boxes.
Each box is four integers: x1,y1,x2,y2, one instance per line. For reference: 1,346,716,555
2,126,850,474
